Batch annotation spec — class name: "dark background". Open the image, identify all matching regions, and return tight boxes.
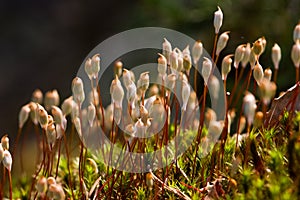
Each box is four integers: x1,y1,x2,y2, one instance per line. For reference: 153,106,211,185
0,0,300,138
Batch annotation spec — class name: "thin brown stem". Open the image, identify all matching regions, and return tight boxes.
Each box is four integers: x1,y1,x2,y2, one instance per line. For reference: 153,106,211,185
77,102,85,196
12,128,22,159
228,68,239,106
237,67,245,83
96,77,106,132
212,33,219,61
62,130,75,199
296,67,299,83
220,79,228,170
273,68,278,83
194,63,198,94
246,69,252,91
192,85,207,180
79,141,84,197
2,167,5,195
55,138,62,178
48,144,53,176
8,170,12,200
0,166,2,200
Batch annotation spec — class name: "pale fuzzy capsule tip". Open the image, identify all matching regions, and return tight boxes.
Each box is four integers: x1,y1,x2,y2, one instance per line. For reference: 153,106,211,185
73,117,82,138
61,96,74,116
44,89,60,111
259,79,277,105
192,40,203,65
208,75,220,100
181,80,190,111
163,38,172,64
182,45,190,56
216,31,230,56
110,76,125,108
122,68,134,89
87,103,96,127
72,77,85,104
221,54,233,80
243,92,257,126
36,176,47,195
264,68,272,81
28,102,39,125
37,105,49,129
293,23,300,43
204,108,217,128
46,123,57,145
214,6,223,34
0,144,4,161
48,184,65,200
241,43,251,68
253,37,265,56
234,44,245,69
272,43,281,70
1,135,9,150
202,57,212,85
19,104,31,129
291,42,300,68
157,53,167,76
137,72,150,91
183,53,192,72
91,54,100,78
253,63,264,85
124,123,136,139
114,60,123,77
51,106,64,126
84,58,93,80
31,89,43,104
3,150,12,171
208,120,224,141
170,49,179,71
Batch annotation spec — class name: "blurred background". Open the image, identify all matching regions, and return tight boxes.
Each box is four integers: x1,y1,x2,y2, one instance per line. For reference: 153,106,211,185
0,0,300,138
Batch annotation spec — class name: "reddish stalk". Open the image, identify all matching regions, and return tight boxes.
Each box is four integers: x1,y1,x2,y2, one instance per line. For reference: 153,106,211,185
174,99,180,169
235,110,244,150
246,68,253,91
228,68,239,107
192,85,207,180
96,77,106,132
62,130,75,199
211,33,219,61
219,79,229,170
231,68,252,109
215,54,220,66
48,144,53,176
2,167,5,194
8,170,12,200
34,124,41,168
162,101,170,197
180,182,206,193
42,128,50,176
55,138,62,178
77,102,85,196
0,166,2,199
79,140,84,197
194,63,198,94
142,91,145,106
12,128,22,160
296,67,299,83
237,67,245,83
273,68,278,83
